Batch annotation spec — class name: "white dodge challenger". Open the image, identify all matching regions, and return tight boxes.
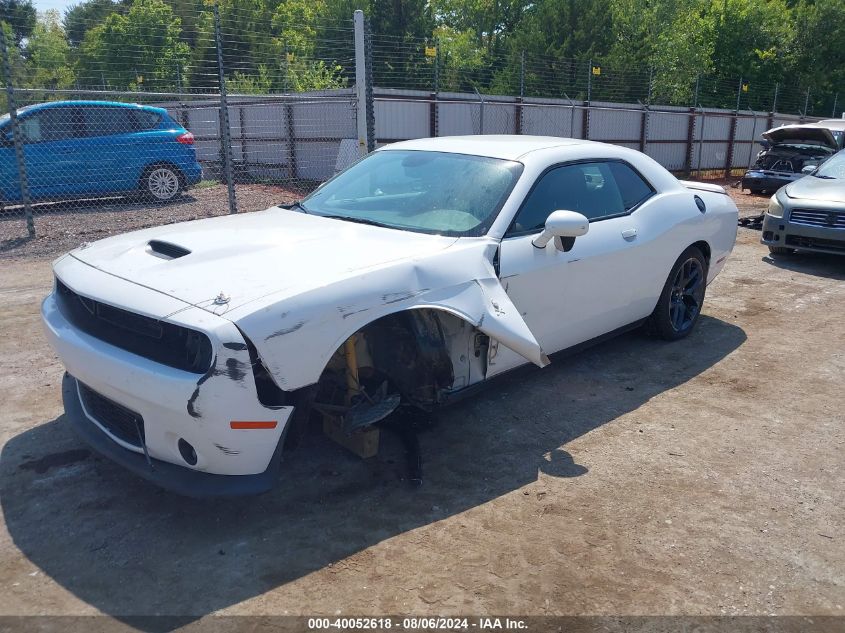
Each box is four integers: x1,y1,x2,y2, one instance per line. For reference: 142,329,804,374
42,136,738,496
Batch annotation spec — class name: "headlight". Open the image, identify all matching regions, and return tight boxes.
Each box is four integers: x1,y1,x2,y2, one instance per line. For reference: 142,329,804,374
767,196,784,218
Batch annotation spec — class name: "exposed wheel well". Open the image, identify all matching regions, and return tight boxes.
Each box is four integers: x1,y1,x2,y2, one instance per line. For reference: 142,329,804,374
321,309,460,408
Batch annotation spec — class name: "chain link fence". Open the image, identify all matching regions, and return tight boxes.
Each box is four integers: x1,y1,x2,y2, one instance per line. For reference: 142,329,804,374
0,2,840,254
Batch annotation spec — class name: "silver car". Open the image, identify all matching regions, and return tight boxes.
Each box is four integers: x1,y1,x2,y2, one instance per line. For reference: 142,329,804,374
762,149,845,256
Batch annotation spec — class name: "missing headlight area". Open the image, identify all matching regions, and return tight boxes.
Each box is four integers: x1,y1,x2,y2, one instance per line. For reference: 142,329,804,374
54,278,213,374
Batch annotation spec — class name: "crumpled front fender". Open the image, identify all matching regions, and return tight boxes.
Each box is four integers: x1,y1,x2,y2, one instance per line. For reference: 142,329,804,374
231,240,549,392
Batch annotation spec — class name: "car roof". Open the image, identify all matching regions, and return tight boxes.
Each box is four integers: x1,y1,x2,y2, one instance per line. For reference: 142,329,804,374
18,100,166,115
380,135,590,160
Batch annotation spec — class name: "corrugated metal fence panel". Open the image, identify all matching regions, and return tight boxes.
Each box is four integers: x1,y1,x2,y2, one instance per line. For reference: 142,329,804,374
521,99,582,138
589,102,643,142
155,89,824,179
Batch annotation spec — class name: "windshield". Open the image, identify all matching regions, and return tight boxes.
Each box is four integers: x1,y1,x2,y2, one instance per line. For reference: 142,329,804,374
300,150,523,236
814,151,845,179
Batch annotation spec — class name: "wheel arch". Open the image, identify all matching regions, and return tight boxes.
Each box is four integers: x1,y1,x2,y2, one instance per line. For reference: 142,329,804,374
138,160,187,190
690,239,711,266
313,305,483,402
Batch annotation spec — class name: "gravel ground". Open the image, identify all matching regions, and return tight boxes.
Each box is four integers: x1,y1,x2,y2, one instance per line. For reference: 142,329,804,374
0,181,842,627
0,183,301,261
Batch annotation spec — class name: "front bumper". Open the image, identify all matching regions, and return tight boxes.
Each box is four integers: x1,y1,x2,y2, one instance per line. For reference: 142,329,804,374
41,260,296,494
62,373,285,497
741,170,797,192
761,212,845,255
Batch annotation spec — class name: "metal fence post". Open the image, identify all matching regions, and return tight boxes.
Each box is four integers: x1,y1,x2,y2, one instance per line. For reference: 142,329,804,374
584,60,592,140
684,106,696,178
0,25,34,238
767,83,778,131
213,3,237,214
473,87,485,134
354,10,369,155
364,15,375,152
832,93,838,118
746,108,759,170
515,50,525,135
697,105,706,174
430,40,439,137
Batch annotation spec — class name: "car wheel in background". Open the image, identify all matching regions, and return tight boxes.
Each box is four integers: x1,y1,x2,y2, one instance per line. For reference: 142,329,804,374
142,165,182,202
648,246,708,341
768,245,795,255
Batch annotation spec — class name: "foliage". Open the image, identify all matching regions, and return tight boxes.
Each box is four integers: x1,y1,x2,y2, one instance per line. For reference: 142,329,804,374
0,0,36,45
26,11,74,90
63,0,120,47
0,0,839,111
77,0,190,90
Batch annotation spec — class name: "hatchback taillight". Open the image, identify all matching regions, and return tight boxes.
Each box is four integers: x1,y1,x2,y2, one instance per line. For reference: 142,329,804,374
176,131,194,145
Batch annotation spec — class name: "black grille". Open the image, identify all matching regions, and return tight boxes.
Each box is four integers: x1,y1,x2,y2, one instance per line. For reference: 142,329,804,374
148,240,191,259
789,208,845,229
785,234,845,253
55,278,213,374
78,381,145,447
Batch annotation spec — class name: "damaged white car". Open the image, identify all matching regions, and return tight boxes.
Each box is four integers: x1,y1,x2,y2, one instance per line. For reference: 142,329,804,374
42,136,738,496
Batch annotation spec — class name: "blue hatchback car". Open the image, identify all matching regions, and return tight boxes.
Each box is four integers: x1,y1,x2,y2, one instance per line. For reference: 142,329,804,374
0,101,202,203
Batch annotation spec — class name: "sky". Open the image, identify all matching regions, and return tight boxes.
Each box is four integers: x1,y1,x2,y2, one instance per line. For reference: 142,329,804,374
33,0,77,15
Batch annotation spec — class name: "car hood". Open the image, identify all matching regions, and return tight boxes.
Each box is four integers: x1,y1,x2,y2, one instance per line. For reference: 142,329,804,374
784,176,845,202
69,207,458,312
763,124,838,149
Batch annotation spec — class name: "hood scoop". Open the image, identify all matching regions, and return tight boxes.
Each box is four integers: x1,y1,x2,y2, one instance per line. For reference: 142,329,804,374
147,239,191,260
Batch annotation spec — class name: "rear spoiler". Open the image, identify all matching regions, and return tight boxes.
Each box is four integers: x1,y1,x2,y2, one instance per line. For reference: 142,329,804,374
679,180,727,195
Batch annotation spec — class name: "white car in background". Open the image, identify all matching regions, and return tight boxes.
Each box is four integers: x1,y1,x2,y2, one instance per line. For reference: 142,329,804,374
42,135,738,496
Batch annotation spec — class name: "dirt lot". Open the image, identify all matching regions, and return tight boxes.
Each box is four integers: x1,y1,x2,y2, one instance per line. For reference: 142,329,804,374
0,186,842,626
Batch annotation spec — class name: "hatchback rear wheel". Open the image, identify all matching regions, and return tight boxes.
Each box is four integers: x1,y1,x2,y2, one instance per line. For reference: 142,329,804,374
143,165,182,202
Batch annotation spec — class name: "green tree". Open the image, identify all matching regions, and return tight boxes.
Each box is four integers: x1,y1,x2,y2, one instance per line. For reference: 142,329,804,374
431,0,529,55
77,0,190,90
26,10,74,89
188,0,273,91
789,0,845,115
0,0,36,46
63,0,121,48
489,0,613,98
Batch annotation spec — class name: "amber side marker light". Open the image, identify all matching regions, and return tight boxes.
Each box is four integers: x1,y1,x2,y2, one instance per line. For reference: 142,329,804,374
230,421,278,430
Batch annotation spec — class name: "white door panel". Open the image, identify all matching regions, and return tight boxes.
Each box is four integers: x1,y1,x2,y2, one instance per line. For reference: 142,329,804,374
491,191,705,378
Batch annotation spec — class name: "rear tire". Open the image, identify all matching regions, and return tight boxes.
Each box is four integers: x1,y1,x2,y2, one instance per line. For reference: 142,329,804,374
648,246,708,341
141,164,182,202
768,246,794,255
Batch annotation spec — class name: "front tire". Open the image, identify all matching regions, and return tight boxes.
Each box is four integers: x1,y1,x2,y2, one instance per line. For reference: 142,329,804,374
648,246,708,341
142,165,182,202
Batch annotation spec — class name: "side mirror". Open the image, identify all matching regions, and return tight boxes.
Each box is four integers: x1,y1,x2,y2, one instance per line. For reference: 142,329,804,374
801,165,816,175
532,210,589,251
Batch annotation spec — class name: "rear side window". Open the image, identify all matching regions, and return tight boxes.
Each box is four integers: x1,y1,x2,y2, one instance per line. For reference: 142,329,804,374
83,107,135,137
508,160,655,235
19,108,83,143
607,161,654,211
129,110,161,130
82,108,159,136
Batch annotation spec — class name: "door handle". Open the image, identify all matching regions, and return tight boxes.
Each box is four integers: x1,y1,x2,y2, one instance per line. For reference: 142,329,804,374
621,228,638,240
